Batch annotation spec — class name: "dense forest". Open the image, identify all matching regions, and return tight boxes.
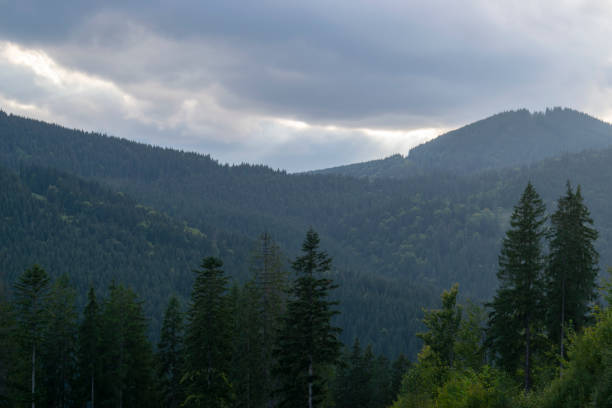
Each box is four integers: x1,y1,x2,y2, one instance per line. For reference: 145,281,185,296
3,109,612,358
1,182,611,407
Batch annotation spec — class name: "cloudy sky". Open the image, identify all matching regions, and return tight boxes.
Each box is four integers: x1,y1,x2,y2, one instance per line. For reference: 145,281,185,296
1,1,612,171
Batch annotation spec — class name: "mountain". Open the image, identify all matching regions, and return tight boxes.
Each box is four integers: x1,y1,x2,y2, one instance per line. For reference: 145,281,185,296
0,164,221,332
315,108,612,178
0,111,438,356
2,109,612,358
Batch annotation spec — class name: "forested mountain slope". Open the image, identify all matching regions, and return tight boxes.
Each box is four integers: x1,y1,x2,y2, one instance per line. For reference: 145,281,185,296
0,162,432,356
3,110,612,357
315,108,612,178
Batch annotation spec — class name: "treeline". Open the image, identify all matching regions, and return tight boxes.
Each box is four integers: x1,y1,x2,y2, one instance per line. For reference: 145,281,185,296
393,182,611,407
0,230,407,408
6,110,612,357
0,162,435,358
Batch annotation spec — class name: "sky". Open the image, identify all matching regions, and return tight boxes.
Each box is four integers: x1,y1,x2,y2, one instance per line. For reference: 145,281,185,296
1,1,612,172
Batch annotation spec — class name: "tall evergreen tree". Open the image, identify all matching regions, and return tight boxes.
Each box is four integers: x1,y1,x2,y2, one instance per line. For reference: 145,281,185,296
229,283,267,408
13,265,51,408
183,257,233,408
40,274,78,408
250,233,287,408
274,229,342,408
546,182,599,359
157,295,185,408
0,285,17,407
78,287,101,408
334,339,371,408
99,283,156,408
487,182,547,392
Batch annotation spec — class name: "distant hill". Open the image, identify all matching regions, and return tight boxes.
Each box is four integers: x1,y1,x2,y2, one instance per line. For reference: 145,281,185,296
0,164,220,333
3,109,612,358
314,108,612,178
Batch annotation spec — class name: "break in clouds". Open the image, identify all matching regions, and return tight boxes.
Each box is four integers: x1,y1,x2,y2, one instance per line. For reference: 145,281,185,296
1,1,612,171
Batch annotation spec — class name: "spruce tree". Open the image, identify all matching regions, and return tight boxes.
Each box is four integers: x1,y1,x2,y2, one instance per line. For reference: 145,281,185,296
40,274,78,408
99,283,156,408
0,285,17,407
334,339,370,408
487,182,547,392
274,229,342,408
183,257,233,408
546,182,599,359
78,287,101,408
13,265,51,408
250,233,287,408
229,283,267,408
157,295,185,408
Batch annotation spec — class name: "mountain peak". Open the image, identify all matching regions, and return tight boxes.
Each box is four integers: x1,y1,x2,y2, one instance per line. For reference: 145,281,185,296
314,108,612,178
407,107,612,174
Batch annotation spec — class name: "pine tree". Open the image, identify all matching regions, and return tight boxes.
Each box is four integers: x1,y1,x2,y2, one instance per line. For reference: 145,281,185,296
487,182,547,392
334,339,371,408
157,295,185,408
0,285,18,407
546,182,599,359
250,232,287,408
40,274,78,408
274,229,342,408
13,265,51,408
229,283,267,408
78,287,101,408
99,283,156,408
369,350,393,408
183,257,233,408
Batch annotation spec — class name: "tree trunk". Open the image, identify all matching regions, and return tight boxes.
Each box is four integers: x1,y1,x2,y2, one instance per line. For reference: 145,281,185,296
31,343,36,408
560,277,566,376
308,358,313,408
524,318,531,392
91,373,95,408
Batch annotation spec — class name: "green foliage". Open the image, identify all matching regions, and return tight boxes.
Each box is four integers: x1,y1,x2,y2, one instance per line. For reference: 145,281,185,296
453,301,486,371
229,283,268,408
40,275,78,407
4,109,612,362
546,182,599,355
487,182,547,391
183,257,233,408
249,233,288,405
13,264,51,406
334,339,373,408
0,288,17,407
157,295,185,408
417,284,462,369
98,283,157,407
274,229,342,408
537,302,612,408
77,287,101,407
435,367,516,408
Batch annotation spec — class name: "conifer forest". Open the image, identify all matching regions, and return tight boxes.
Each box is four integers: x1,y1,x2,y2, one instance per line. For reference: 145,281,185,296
2,116,612,406
3,2,612,405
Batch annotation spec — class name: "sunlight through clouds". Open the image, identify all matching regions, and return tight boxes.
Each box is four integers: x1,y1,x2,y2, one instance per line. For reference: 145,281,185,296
0,39,448,171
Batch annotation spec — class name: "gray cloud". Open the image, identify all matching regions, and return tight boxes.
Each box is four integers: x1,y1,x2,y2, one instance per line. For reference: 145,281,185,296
1,1,612,171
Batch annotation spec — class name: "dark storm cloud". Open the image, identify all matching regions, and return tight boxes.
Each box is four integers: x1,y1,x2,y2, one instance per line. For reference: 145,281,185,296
0,1,557,123
1,1,611,170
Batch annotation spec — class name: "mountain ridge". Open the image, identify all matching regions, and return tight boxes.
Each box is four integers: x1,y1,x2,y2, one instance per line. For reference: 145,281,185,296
3,108,612,357
314,107,612,178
